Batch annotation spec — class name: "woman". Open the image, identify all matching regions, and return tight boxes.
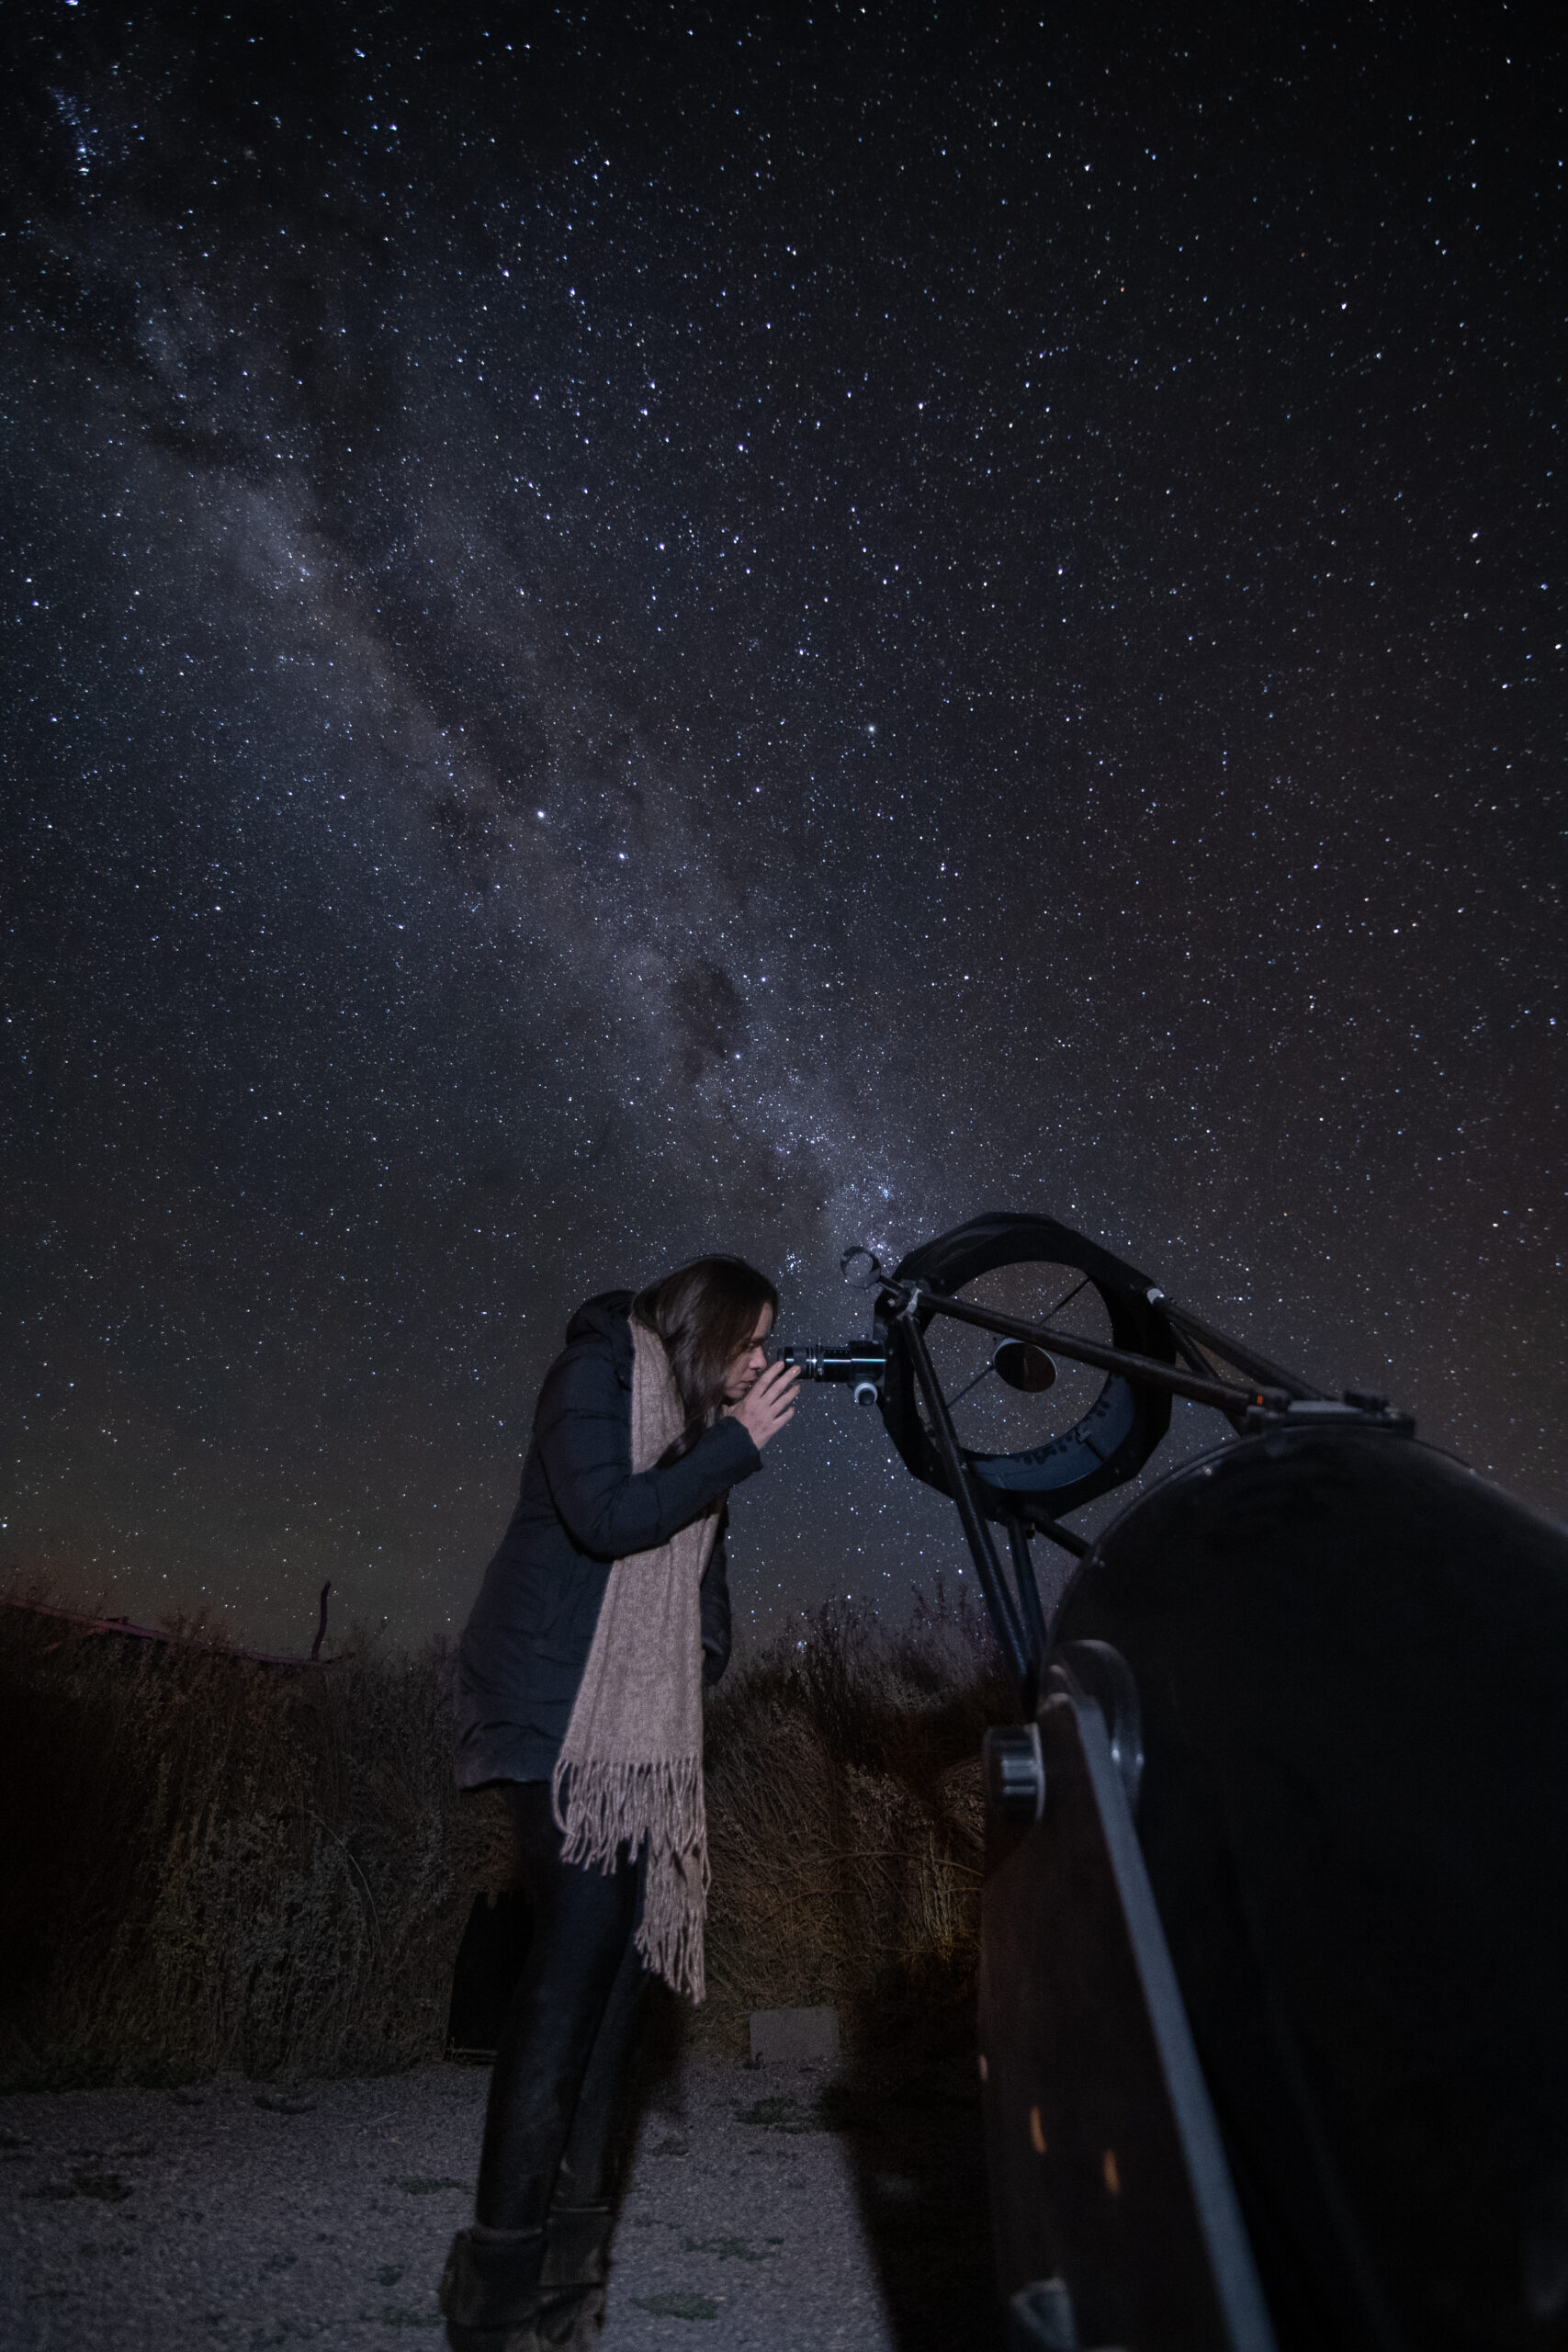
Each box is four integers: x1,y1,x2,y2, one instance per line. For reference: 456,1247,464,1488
443,1256,800,2352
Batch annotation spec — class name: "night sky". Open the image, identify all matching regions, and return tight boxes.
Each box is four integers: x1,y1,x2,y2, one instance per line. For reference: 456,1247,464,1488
5,2,1564,1657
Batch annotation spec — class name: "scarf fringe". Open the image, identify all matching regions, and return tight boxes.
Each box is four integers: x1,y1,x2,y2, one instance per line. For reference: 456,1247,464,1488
551,1752,706,1871
551,1753,710,2004
637,1839,709,2005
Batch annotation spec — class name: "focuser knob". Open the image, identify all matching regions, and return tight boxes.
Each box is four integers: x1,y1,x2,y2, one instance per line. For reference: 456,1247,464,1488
983,1724,1046,1823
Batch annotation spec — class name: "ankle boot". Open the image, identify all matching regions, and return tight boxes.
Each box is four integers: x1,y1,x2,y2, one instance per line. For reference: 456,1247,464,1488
439,2223,547,2351
537,2204,615,2349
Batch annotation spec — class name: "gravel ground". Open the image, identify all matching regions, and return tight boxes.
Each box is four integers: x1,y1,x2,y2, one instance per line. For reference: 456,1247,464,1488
0,2055,999,2352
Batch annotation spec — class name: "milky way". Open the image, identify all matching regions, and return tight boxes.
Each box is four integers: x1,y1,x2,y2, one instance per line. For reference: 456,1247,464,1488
4,4,1563,1652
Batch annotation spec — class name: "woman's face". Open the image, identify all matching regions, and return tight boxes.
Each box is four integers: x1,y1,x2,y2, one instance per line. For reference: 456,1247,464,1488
722,1306,775,1402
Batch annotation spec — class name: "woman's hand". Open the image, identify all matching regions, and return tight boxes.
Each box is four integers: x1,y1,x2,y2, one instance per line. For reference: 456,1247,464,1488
725,1359,802,1450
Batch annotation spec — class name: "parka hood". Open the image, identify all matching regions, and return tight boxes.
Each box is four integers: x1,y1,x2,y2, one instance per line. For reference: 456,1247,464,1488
563,1290,635,1349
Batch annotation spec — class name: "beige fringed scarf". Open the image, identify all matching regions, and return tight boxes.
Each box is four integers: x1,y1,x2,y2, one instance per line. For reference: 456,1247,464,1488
551,1319,719,2001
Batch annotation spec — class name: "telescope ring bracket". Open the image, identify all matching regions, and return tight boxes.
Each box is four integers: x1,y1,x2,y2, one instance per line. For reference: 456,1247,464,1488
876,1212,1177,1525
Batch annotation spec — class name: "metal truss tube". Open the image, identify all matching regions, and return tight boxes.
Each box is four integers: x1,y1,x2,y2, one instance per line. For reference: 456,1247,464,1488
1159,1301,1327,1403
897,1304,1032,1694
1006,1516,1048,1680
895,1285,1279,1414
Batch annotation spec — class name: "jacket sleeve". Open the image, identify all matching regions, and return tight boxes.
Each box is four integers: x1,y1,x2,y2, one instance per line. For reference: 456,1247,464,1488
534,1332,761,1560
700,1513,732,1685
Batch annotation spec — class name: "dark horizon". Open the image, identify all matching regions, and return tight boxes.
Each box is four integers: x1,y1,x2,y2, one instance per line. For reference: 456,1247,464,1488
4,0,1563,1656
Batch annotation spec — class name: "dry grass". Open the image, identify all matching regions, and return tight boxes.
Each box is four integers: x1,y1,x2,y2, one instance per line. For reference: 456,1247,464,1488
0,1598,511,2090
700,1587,1014,2060
0,1581,1015,2090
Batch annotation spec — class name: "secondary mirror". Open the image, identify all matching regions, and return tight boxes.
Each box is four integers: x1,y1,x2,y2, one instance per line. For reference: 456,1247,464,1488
993,1340,1057,1395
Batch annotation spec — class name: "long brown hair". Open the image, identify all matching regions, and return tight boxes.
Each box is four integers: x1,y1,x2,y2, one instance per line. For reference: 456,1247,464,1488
632,1255,780,1464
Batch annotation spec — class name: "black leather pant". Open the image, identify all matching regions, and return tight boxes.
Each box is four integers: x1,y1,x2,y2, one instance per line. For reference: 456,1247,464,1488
473,1779,652,2233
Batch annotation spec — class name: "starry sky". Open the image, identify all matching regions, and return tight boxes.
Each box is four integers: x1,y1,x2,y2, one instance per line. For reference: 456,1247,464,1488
4,1,1564,1657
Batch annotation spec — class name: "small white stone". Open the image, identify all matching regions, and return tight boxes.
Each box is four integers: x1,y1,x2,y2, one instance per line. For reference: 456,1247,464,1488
747,2007,841,2067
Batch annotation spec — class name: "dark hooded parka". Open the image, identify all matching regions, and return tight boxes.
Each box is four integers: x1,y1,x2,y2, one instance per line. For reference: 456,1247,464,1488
455,1292,761,1787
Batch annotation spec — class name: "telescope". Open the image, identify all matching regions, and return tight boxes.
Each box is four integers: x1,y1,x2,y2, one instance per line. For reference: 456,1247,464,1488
791,1212,1568,2352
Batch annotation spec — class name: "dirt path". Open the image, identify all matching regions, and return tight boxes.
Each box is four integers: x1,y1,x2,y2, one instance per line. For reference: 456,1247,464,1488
0,2055,999,2350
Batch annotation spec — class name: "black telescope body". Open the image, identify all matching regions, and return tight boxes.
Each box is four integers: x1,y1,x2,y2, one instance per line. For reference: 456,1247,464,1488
815,1211,1568,2352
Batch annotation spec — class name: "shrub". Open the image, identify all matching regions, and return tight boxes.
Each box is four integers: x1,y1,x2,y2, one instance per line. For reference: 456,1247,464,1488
0,1604,510,2088
701,1587,1014,2059
0,1581,1015,2088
